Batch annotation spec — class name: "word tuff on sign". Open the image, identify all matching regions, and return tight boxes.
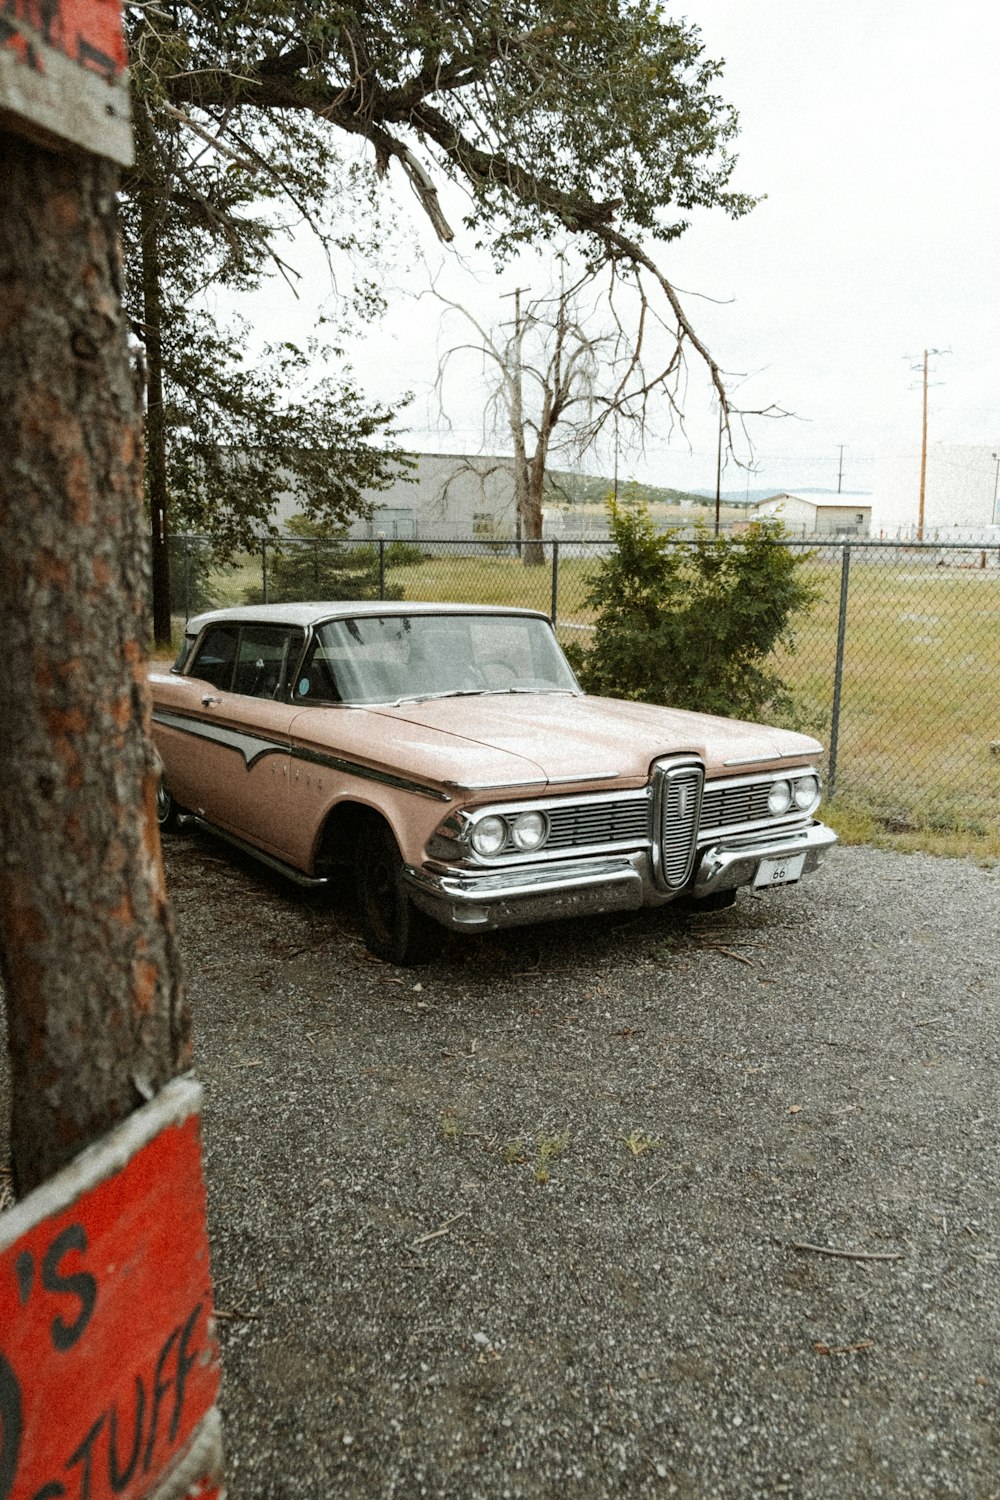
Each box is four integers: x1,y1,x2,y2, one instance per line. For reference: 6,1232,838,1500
0,0,133,162
0,1076,223,1500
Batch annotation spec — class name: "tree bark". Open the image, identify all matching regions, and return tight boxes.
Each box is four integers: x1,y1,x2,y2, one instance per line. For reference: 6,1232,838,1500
0,132,191,1196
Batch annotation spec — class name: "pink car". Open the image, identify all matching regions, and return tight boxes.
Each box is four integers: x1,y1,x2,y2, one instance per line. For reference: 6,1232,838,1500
150,602,836,963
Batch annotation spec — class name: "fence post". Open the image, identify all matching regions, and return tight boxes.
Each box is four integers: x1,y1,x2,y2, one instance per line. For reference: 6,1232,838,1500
261,537,268,603
378,537,386,600
827,543,852,800
182,536,191,623
550,538,559,626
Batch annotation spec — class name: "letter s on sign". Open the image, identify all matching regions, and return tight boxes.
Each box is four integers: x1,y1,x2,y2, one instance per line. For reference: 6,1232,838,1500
0,1352,23,1500
42,1225,97,1353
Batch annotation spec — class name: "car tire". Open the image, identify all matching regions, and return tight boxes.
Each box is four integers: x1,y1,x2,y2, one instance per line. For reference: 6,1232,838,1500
355,821,441,966
155,776,184,834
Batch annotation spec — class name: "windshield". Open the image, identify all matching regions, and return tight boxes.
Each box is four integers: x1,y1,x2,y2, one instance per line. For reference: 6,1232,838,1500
293,613,579,705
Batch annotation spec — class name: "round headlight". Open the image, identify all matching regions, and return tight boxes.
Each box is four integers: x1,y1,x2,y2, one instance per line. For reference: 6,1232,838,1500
793,775,820,810
471,815,508,857
510,811,548,852
767,779,793,816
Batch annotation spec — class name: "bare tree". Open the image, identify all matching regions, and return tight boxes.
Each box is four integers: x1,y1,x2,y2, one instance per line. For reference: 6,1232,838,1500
428,260,693,563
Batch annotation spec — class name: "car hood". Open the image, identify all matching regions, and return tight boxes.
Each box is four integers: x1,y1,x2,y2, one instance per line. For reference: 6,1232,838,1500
354,692,823,789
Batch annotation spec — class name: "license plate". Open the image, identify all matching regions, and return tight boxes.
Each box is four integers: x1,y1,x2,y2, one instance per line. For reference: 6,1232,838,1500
754,853,806,888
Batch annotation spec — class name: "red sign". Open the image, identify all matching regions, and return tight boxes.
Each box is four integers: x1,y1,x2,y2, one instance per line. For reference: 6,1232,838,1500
0,1078,223,1500
0,0,132,162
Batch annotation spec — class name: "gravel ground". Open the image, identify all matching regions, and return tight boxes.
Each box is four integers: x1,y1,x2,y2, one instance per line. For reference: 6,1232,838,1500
3,836,1000,1498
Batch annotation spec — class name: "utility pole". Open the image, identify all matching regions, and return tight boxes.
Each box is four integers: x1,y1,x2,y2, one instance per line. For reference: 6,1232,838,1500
917,352,929,541
714,405,723,537
836,445,845,494
906,347,948,541
991,451,999,525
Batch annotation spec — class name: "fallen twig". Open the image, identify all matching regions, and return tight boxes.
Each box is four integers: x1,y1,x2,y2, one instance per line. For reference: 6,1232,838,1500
411,1211,469,1248
914,1013,952,1028
707,945,754,967
814,1339,874,1356
214,1306,262,1322
790,1242,903,1262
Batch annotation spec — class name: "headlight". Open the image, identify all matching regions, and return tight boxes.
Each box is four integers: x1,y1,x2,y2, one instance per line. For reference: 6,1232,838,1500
510,811,548,851
470,815,507,857
767,779,793,816
793,775,820,810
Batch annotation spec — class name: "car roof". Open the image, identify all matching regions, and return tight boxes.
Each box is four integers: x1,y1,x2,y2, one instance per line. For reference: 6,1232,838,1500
185,600,551,633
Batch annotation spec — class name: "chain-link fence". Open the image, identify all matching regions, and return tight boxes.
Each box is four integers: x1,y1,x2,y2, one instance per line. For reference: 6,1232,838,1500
167,533,1000,844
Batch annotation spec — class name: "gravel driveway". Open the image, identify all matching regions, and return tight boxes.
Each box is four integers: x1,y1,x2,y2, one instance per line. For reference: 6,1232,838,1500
4,838,1000,1498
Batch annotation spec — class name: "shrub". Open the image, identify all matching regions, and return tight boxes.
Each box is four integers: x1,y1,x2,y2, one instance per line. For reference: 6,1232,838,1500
565,499,818,722
244,515,403,604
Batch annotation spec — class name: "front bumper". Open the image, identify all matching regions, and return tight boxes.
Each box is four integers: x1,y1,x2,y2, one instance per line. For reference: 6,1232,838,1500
691,819,838,897
405,818,837,933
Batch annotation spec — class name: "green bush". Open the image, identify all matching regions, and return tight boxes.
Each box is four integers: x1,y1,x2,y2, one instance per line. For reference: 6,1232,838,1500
565,499,818,722
244,515,403,604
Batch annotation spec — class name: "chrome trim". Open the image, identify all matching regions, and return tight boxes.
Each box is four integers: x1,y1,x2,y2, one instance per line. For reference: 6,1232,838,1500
700,767,823,835
442,778,547,792
291,744,452,803
692,820,837,896
152,707,451,803
723,751,822,767
153,708,285,770
408,854,641,902
443,771,621,790
438,787,652,867
183,817,330,887
651,756,704,892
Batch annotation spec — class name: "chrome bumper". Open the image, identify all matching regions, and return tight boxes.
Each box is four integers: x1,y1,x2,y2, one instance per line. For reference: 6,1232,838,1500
405,819,837,933
691,819,838,897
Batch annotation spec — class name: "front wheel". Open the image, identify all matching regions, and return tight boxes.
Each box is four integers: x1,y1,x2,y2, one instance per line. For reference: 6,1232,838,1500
155,776,184,834
355,822,440,965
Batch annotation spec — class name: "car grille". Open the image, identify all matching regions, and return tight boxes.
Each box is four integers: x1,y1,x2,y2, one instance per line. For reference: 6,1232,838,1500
544,798,650,851
700,780,773,831
658,762,704,888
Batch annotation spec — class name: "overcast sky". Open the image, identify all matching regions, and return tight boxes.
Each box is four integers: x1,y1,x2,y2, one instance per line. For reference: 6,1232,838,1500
241,1,1000,498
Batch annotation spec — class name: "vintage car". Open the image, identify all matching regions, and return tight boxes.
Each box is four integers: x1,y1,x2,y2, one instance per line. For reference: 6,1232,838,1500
150,602,837,963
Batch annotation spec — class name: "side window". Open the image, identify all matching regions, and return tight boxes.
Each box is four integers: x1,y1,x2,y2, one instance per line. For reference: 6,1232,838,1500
189,626,239,690
293,639,342,704
232,626,304,699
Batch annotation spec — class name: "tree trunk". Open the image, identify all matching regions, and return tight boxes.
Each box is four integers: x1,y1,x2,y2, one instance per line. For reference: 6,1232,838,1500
0,132,191,1196
521,441,547,568
508,355,545,568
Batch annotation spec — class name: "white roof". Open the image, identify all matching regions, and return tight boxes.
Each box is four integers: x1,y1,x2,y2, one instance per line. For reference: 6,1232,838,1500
185,600,549,633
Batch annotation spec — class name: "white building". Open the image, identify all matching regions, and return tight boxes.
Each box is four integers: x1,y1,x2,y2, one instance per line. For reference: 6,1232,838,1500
746,493,872,537
275,452,519,540
874,444,1000,541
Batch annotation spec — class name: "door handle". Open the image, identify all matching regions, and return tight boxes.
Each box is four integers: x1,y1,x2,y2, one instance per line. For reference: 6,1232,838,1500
201,694,222,707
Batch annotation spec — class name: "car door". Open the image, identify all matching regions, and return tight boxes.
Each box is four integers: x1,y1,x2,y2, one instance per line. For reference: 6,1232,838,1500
159,623,304,860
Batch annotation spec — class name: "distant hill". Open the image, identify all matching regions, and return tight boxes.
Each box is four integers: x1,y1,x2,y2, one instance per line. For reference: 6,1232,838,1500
544,471,713,508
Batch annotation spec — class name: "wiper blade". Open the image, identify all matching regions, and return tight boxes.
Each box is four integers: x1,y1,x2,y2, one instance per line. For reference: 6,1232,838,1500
398,688,492,703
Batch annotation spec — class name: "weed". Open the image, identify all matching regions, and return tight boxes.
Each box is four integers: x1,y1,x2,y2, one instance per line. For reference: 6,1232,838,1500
623,1129,663,1157
534,1130,570,1184
439,1107,462,1143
